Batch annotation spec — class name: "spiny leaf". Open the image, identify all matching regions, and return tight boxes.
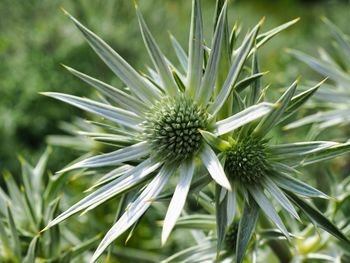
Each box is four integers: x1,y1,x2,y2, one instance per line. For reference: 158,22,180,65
162,159,194,245
91,164,175,262
272,172,328,199
236,195,259,263
249,186,290,239
209,18,263,115
199,144,231,190
214,103,274,136
42,92,143,131
215,186,228,259
287,49,350,86
43,160,160,231
254,80,298,137
197,1,226,104
280,78,326,124
263,176,300,220
300,142,350,166
62,8,160,103
287,192,350,244
136,5,178,96
7,206,22,261
58,141,149,172
187,0,204,97
199,130,230,151
235,72,267,93
254,18,300,53
169,33,188,72
63,65,148,115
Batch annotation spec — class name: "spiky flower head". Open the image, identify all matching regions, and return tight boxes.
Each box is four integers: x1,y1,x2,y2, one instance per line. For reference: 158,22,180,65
143,95,209,163
225,137,269,183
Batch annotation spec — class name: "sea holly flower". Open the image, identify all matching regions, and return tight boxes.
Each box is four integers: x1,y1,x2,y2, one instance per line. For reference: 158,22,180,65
39,0,295,261
200,75,350,262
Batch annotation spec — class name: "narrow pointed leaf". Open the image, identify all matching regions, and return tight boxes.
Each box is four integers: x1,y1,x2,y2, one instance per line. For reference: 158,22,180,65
42,92,142,130
162,242,214,263
301,142,350,166
235,72,266,93
187,0,204,97
136,6,178,96
215,186,228,258
214,103,274,136
197,2,226,104
63,65,148,114
288,49,350,86
0,188,10,216
162,159,194,245
89,164,134,191
280,79,325,123
268,141,338,159
24,236,39,263
199,130,230,151
249,186,289,239
209,19,263,115
263,177,300,220
236,195,259,263
44,160,161,230
62,9,160,103
91,165,175,262
247,53,261,106
7,206,22,261
254,80,297,137
0,219,11,258
272,172,328,198
169,34,188,72
62,235,100,261
59,142,149,172
200,144,231,190
285,109,350,129
287,192,350,243
322,17,350,64
175,215,216,230
227,186,236,225
254,18,300,52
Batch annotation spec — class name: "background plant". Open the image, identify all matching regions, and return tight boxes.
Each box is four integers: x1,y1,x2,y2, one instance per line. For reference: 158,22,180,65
0,149,99,262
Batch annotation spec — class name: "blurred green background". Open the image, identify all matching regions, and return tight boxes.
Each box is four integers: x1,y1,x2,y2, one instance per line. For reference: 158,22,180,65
0,0,349,174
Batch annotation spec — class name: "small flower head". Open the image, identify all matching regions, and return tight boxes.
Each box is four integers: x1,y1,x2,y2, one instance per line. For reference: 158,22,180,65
225,137,269,183
143,95,208,163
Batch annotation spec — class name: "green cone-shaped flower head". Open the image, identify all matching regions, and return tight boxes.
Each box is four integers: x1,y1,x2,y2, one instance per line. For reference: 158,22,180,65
143,95,209,163
225,137,269,183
